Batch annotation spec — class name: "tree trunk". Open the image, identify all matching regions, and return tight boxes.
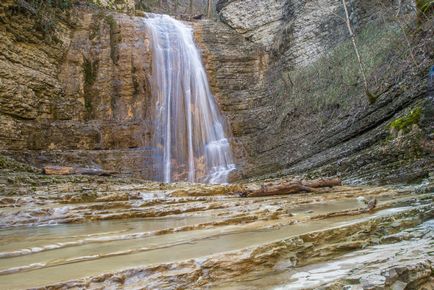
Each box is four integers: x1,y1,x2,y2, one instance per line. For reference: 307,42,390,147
396,0,402,16
189,0,193,15
302,177,342,188
43,166,114,176
207,0,212,18
239,178,342,198
341,0,374,103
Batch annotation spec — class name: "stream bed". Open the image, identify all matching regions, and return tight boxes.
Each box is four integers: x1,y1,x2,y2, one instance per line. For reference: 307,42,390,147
0,191,432,289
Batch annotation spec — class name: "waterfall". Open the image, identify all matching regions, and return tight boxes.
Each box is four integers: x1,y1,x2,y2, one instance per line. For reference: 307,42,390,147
145,14,235,184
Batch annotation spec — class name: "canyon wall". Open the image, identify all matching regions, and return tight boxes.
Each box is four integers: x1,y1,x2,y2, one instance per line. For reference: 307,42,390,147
0,2,158,177
0,0,432,183
0,0,221,179
88,0,218,17
210,0,433,183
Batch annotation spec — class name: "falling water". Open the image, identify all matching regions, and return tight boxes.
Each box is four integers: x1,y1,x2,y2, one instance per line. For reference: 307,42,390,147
145,14,235,184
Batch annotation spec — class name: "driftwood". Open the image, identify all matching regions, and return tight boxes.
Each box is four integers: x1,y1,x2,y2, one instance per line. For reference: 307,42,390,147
301,177,342,188
240,177,342,198
43,166,75,176
43,166,114,176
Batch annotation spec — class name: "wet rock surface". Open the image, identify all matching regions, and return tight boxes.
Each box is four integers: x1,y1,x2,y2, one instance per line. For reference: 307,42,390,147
0,166,432,289
0,2,433,289
215,220,434,290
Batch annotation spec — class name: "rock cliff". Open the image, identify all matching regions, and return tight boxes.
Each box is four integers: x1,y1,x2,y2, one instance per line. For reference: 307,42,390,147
0,0,432,184
213,0,433,183
0,2,159,177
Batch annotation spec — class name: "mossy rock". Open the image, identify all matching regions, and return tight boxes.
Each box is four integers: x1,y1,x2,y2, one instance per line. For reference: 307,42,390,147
104,15,121,65
389,107,422,133
82,57,99,116
0,155,39,173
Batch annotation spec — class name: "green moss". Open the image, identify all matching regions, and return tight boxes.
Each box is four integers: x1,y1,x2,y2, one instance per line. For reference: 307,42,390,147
105,15,121,65
131,65,140,97
389,107,422,132
83,57,98,87
104,15,117,30
416,0,434,12
135,0,156,11
45,0,72,10
0,155,38,173
17,0,73,42
89,12,105,41
82,57,99,116
0,155,9,168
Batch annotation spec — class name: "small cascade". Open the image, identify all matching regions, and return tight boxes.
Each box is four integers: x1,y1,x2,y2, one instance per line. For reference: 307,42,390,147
145,14,235,184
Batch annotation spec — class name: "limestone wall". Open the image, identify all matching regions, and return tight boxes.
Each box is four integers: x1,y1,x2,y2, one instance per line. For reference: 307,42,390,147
0,0,432,183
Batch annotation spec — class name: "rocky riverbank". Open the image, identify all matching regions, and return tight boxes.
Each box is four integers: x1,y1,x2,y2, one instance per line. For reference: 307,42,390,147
0,160,432,289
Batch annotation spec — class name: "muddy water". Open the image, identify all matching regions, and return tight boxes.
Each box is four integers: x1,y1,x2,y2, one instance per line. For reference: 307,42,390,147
0,216,214,252
0,198,363,257
0,199,413,290
215,219,434,290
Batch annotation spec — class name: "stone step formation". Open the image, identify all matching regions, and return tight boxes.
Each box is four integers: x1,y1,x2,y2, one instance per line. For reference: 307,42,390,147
0,167,432,289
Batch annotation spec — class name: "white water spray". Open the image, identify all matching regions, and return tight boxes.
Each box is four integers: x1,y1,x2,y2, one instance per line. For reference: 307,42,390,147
145,14,235,184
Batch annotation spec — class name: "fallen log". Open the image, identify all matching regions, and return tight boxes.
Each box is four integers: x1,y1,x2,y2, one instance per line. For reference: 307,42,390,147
240,177,342,198
43,166,75,176
43,166,114,176
75,168,115,176
302,177,342,188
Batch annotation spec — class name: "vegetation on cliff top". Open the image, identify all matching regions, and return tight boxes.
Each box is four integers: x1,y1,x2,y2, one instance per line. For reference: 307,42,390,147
15,0,73,41
277,20,407,115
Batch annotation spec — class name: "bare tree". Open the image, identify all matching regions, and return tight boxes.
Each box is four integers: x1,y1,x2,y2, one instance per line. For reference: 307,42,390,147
396,0,402,16
376,1,417,67
341,0,376,103
189,0,193,15
207,0,212,18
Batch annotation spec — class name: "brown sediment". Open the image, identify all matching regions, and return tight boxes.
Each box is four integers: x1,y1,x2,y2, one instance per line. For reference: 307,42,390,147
0,171,432,289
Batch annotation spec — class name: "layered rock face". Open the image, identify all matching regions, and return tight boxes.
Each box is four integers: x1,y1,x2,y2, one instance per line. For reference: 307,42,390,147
0,0,433,183
135,0,218,17
0,1,235,180
0,3,158,177
212,0,433,183
217,0,417,65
